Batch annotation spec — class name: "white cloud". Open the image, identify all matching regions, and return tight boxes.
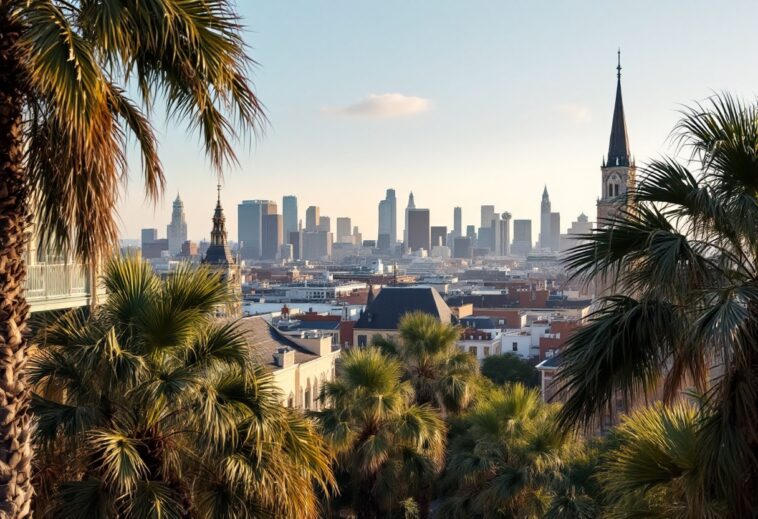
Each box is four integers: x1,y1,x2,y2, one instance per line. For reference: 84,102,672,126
324,93,431,119
556,103,591,124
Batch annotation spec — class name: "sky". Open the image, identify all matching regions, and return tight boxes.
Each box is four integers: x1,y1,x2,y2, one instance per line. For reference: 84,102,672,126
118,0,758,242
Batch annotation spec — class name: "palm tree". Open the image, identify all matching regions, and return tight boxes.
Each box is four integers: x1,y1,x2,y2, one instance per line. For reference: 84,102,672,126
0,1,263,513
313,347,446,519
375,312,479,415
599,402,723,518
557,94,758,516
30,257,333,518
437,383,596,519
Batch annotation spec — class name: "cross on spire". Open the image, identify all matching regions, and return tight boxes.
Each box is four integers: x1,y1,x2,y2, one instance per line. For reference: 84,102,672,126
617,48,622,80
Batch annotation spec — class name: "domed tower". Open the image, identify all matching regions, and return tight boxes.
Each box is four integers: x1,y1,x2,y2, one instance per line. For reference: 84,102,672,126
597,50,636,224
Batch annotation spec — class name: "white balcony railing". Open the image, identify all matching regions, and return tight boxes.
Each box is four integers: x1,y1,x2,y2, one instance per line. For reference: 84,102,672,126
25,263,100,312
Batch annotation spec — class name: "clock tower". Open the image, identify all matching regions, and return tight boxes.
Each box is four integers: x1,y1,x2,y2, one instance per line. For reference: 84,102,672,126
597,51,635,224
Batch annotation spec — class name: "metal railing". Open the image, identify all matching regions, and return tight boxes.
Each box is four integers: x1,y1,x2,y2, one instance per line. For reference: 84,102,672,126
25,263,99,312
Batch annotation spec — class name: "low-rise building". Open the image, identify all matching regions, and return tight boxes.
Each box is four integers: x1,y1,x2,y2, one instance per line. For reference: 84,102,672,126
458,328,501,361
353,286,453,346
240,316,340,410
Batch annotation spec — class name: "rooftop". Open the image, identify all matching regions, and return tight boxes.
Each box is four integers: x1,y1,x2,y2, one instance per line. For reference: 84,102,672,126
355,286,452,330
238,316,317,369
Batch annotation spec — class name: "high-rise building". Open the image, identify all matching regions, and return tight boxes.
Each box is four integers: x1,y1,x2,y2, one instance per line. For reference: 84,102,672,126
378,189,397,250
336,217,352,242
318,216,331,233
430,226,447,248
550,212,561,252
598,51,635,224
282,196,298,241
466,225,477,241
491,212,511,256
403,192,416,245
167,194,188,256
453,237,472,259
289,231,303,260
302,231,332,260
480,205,495,229
539,187,552,250
238,200,276,259
561,213,592,251
306,206,320,232
261,214,283,260
141,228,158,247
407,208,430,252
512,219,532,256
453,207,462,238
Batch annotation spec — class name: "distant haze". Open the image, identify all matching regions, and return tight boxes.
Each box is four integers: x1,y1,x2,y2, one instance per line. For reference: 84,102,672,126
118,1,758,242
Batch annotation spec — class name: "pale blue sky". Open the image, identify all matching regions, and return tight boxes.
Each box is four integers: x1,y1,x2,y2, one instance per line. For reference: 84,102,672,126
119,1,758,242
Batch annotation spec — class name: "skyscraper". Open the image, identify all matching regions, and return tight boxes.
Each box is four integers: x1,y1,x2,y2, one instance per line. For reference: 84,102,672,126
282,195,298,241
403,192,415,246
261,214,283,260
167,194,188,256
238,200,276,259
453,207,462,237
491,212,511,256
336,217,352,243
318,215,331,233
598,51,635,224
512,219,532,256
430,226,447,248
141,228,158,247
407,208,430,252
480,205,495,229
539,187,552,250
378,188,397,250
550,212,561,252
305,206,320,232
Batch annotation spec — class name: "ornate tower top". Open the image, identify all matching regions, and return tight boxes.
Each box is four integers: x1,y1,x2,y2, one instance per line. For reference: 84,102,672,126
203,184,234,266
407,192,415,209
607,49,631,168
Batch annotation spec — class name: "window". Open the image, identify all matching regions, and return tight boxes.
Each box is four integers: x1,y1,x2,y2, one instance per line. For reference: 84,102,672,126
512,342,518,352
498,319,505,326
357,334,367,346
287,393,294,408
304,388,311,409
483,347,490,357
468,346,477,355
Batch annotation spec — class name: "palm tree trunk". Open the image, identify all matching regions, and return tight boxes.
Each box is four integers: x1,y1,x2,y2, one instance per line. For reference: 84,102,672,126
0,9,34,519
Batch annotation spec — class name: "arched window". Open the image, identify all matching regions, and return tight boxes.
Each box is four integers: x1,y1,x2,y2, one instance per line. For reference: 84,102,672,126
608,183,613,197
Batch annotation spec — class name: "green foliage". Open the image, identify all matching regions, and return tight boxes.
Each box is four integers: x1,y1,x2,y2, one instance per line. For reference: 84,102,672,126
11,0,264,264
374,311,479,415
557,93,758,515
480,353,539,387
31,257,334,518
314,347,446,519
599,402,724,518
437,383,599,519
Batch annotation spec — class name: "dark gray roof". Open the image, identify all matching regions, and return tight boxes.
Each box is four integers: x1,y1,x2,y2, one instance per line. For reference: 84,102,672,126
459,316,497,329
355,286,452,330
536,355,561,370
607,61,630,168
238,316,316,369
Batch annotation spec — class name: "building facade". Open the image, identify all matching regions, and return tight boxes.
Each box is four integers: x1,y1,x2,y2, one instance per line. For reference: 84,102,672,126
378,188,397,250
238,200,276,260
305,206,320,232
166,194,188,256
407,208,430,252
261,213,283,260
512,219,532,256
539,187,551,250
282,195,298,241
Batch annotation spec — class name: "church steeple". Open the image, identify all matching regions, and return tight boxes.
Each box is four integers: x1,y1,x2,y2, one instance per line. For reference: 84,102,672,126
607,49,631,168
203,184,234,266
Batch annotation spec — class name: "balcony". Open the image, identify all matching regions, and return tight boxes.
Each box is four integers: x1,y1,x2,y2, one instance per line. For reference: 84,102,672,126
25,263,104,313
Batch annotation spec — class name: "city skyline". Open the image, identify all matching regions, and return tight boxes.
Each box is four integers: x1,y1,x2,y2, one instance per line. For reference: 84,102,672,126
116,1,758,241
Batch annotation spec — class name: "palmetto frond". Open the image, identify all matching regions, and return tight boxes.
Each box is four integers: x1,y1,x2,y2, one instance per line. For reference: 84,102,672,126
557,93,758,515
32,257,332,518
13,0,264,263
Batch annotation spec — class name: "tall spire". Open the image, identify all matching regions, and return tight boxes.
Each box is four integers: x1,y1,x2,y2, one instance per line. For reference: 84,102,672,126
407,192,415,209
607,49,630,167
203,183,234,265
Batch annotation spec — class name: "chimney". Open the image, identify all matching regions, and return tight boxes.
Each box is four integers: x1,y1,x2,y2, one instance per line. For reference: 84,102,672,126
273,347,295,368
